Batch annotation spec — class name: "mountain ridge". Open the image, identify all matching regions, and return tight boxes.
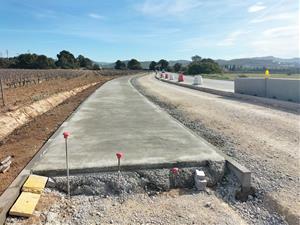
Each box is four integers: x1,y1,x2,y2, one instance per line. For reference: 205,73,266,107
96,56,300,70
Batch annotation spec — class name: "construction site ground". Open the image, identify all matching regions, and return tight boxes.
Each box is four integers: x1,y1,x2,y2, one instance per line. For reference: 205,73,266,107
1,73,298,225
133,74,300,225
5,188,247,225
0,70,137,196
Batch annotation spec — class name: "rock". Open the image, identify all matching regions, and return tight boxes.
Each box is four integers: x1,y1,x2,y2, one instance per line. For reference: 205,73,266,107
46,178,56,188
204,202,212,208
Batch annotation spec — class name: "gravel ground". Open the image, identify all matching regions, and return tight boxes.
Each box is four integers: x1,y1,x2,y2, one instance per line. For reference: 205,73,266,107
6,187,248,225
132,75,298,225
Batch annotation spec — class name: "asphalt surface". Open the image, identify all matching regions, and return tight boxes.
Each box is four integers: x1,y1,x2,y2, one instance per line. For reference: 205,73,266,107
162,73,234,92
33,75,224,174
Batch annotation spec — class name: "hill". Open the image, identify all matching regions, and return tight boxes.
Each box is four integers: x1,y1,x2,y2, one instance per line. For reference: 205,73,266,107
216,56,300,69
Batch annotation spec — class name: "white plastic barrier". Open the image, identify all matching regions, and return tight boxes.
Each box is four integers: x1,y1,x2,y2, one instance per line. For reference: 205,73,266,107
169,74,174,80
193,75,203,85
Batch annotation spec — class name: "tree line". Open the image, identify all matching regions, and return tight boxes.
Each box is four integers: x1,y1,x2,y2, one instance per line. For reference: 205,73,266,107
0,50,100,70
114,59,143,70
114,55,222,74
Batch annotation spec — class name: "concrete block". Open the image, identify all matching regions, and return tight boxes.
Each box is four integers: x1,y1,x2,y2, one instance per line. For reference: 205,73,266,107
226,159,251,190
266,79,300,102
194,170,207,191
195,170,205,180
234,78,300,103
234,78,266,97
195,179,207,191
46,177,56,188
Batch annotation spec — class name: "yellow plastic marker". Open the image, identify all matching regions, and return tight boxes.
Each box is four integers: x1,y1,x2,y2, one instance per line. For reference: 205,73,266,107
265,69,270,79
22,175,48,194
9,192,41,217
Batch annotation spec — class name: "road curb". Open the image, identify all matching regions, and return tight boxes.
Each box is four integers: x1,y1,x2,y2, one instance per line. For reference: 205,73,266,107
156,76,300,113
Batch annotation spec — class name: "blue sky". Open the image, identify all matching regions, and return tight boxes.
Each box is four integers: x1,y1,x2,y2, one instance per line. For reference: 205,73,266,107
0,0,299,62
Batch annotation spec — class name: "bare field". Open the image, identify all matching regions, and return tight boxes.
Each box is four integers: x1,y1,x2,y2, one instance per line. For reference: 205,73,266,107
0,69,136,113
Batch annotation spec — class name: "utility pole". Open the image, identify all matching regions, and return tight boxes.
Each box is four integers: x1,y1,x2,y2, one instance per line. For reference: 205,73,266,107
6,50,8,59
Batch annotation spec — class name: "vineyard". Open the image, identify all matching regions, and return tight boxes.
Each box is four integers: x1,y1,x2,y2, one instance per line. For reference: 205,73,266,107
0,69,138,111
0,69,101,89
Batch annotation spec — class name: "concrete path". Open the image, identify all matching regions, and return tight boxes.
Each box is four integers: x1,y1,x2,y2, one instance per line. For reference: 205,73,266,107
33,76,224,175
165,73,234,92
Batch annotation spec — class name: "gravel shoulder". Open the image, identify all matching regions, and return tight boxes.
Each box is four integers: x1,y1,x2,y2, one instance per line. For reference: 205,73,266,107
5,188,247,225
133,74,300,225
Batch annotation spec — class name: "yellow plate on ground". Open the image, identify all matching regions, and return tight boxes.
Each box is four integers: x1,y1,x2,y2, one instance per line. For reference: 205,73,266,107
22,175,48,194
9,192,41,217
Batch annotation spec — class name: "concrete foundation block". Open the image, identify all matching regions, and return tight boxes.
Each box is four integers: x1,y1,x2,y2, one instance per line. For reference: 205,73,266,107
194,170,207,191
195,179,207,191
195,170,205,180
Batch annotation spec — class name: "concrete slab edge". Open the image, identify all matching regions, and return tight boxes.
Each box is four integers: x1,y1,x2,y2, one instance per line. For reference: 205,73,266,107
33,161,209,177
156,76,300,113
0,80,117,225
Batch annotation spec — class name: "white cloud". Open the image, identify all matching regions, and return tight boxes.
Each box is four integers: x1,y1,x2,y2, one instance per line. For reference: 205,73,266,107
250,25,299,57
136,0,202,16
248,2,266,13
217,31,245,46
88,13,105,20
250,12,296,23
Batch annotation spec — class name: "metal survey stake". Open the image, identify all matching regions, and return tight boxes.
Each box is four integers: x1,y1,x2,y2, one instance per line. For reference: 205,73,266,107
116,152,123,178
63,131,70,198
171,167,179,188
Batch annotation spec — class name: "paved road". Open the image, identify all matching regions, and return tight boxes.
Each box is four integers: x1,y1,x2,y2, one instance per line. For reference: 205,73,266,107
33,75,223,174
162,73,234,92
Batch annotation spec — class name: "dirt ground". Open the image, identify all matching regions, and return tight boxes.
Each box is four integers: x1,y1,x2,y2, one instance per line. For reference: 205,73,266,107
0,71,118,196
136,74,300,224
5,188,247,225
0,70,120,113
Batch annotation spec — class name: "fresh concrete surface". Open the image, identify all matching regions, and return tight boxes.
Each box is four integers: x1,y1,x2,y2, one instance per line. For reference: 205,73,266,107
33,76,224,175
166,73,234,92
